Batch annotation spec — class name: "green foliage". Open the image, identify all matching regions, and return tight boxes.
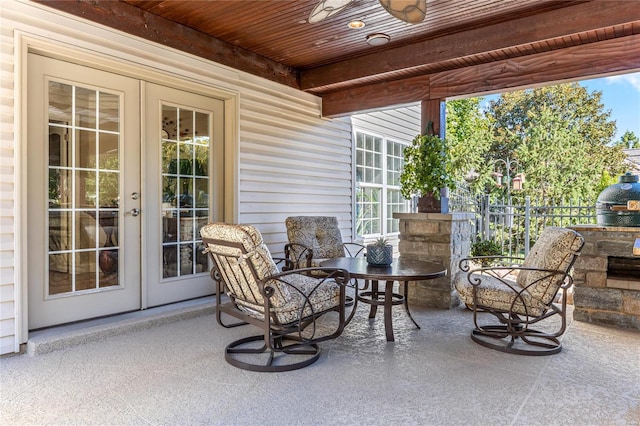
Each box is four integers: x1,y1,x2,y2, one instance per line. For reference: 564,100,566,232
594,170,620,196
373,237,389,247
471,239,502,266
478,83,626,203
614,131,640,149
446,98,492,191
471,239,502,257
400,133,456,199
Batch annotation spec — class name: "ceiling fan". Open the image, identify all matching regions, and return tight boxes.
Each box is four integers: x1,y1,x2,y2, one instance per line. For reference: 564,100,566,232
309,0,427,24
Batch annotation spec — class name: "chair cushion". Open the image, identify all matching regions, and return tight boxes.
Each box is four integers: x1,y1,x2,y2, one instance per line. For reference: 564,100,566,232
200,223,288,307
201,223,341,325
454,272,545,316
517,227,584,305
239,273,341,324
286,216,345,260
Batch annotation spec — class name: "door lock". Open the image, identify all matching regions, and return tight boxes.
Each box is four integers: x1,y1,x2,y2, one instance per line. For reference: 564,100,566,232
131,192,140,200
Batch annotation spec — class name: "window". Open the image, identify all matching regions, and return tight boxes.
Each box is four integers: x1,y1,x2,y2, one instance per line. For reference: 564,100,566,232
355,131,409,238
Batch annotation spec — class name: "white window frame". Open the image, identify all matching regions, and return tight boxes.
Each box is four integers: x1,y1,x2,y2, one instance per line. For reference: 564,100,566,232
353,128,410,240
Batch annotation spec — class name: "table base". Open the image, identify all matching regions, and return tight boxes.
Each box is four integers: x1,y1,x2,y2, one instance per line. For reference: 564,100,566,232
357,280,420,342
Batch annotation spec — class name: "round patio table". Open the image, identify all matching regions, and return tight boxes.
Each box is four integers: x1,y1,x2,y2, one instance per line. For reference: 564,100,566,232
320,257,446,342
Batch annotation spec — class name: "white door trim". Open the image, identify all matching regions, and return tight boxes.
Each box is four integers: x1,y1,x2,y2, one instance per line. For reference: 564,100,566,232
16,31,240,344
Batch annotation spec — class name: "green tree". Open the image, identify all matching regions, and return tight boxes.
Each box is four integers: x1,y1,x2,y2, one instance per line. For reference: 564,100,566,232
445,98,492,193
615,130,640,149
481,83,626,203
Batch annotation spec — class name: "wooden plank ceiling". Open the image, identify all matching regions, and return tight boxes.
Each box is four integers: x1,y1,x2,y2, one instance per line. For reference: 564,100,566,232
38,0,640,117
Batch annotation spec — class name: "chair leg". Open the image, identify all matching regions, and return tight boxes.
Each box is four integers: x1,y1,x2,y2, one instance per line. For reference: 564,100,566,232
225,335,321,372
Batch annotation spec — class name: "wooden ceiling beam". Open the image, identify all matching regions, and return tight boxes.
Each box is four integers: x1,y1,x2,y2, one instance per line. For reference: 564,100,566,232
302,1,640,93
34,0,300,89
429,33,640,99
322,35,640,118
321,75,430,118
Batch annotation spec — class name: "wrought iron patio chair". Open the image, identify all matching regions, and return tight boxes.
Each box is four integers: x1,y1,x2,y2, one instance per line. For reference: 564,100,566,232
453,227,584,355
284,216,365,270
201,222,357,372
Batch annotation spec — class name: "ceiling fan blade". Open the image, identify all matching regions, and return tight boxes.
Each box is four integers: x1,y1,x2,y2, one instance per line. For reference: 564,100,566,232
379,0,427,24
308,0,355,23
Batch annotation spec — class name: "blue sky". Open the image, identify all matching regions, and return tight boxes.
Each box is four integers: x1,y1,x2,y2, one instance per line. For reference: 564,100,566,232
580,72,640,142
481,72,640,143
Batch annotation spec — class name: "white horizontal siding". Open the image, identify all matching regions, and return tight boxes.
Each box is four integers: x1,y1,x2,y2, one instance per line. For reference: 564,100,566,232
1,0,356,350
239,91,353,253
0,17,16,354
351,105,421,141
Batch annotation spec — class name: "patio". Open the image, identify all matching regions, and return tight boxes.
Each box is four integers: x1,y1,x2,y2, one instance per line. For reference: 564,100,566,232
2,297,638,425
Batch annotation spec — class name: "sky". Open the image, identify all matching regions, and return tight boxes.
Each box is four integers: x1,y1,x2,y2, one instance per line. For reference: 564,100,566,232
581,72,640,143
482,72,640,144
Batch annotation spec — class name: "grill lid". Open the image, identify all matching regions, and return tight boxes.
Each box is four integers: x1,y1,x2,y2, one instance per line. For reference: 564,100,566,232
596,173,640,226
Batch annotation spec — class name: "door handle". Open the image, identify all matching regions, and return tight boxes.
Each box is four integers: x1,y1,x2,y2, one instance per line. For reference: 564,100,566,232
128,208,140,217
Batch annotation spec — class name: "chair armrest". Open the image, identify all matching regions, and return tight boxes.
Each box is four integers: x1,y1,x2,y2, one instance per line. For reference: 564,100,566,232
466,265,573,307
342,242,366,257
266,267,351,286
260,267,356,341
458,255,525,271
283,243,313,270
261,267,355,323
272,256,294,271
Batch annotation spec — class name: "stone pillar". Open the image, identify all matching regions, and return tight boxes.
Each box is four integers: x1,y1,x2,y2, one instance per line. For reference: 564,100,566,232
394,212,474,309
569,225,640,330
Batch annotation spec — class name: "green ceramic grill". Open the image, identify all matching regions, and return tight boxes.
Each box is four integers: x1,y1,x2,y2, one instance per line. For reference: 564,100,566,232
596,173,640,227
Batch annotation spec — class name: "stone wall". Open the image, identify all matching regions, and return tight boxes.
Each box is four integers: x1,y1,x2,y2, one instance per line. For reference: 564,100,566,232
394,213,474,309
569,225,640,330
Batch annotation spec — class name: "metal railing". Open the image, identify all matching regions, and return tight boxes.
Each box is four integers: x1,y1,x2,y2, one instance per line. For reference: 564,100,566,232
450,193,596,256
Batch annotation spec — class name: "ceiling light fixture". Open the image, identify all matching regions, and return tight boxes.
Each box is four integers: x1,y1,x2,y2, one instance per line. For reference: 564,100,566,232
309,0,427,24
366,33,390,46
379,0,427,24
348,20,365,29
308,0,354,24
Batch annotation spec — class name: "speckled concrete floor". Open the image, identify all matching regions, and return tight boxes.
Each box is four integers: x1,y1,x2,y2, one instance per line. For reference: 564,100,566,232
1,298,639,425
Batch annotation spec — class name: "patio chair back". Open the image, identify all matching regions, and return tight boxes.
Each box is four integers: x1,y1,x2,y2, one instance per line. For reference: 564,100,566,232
200,223,289,316
517,226,584,306
285,216,345,261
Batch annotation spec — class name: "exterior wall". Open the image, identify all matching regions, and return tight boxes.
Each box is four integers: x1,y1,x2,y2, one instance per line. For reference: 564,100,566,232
0,17,17,354
351,104,421,143
0,0,353,353
239,92,353,254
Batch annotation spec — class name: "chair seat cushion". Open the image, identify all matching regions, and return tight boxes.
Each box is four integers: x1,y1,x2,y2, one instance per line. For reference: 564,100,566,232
454,271,546,316
237,272,341,325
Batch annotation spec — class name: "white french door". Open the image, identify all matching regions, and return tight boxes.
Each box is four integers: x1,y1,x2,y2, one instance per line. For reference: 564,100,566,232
27,54,141,329
27,55,224,329
144,83,224,307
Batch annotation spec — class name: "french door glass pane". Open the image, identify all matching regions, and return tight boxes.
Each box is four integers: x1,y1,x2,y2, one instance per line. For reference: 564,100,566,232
47,81,121,296
161,104,211,279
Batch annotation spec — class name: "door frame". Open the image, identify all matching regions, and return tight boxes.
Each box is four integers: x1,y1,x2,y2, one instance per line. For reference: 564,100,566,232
17,34,240,343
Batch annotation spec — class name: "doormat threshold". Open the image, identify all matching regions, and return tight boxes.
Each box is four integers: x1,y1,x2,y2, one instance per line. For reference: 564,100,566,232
26,297,215,356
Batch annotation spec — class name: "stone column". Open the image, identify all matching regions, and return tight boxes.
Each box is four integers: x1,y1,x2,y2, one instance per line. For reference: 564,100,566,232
394,212,474,309
569,225,640,330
